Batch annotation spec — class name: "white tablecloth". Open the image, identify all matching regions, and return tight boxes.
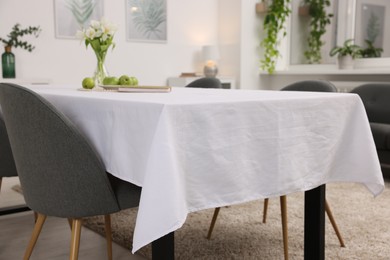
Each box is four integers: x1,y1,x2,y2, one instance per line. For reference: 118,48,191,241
27,85,384,253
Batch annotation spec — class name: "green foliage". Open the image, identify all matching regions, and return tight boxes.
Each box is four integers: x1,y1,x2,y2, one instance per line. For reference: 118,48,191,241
260,0,291,74
129,0,166,39
329,39,362,59
0,24,41,52
65,0,97,26
360,39,383,58
303,0,333,63
85,36,114,61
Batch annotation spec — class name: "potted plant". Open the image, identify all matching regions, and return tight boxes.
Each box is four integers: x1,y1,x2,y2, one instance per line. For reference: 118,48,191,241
353,39,384,69
330,39,362,69
0,24,41,78
359,39,383,58
303,0,333,64
260,0,291,74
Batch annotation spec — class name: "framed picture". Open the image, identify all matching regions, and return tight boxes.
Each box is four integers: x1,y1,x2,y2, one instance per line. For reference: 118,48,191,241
354,0,389,51
126,0,167,43
54,0,104,39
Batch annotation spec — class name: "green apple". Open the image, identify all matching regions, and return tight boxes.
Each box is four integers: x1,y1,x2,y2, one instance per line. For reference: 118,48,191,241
119,75,131,85
102,76,119,85
130,76,138,86
82,77,95,89
119,75,139,86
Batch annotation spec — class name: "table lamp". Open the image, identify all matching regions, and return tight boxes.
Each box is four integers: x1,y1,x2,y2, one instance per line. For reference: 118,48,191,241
202,45,220,78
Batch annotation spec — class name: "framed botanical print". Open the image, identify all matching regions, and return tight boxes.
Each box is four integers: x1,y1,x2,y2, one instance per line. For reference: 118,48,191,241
54,0,104,39
126,0,167,43
354,0,389,55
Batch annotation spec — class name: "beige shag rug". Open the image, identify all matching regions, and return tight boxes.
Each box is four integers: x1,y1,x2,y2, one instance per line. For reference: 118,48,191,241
84,181,390,259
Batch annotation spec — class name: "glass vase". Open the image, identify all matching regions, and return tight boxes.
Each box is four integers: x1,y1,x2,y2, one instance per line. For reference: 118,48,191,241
2,46,15,78
94,60,108,85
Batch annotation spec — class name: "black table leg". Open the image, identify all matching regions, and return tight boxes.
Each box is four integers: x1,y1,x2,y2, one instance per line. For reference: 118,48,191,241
304,184,325,260
152,231,174,260
150,186,324,260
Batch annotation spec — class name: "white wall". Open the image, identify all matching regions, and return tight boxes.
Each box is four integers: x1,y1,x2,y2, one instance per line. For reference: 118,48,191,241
0,0,219,85
217,0,241,87
239,0,263,89
217,0,264,90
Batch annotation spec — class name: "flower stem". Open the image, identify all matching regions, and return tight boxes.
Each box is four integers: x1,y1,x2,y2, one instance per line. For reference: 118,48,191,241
94,50,107,84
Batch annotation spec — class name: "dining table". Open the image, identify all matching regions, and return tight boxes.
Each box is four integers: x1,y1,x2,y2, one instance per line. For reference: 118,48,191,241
15,84,384,259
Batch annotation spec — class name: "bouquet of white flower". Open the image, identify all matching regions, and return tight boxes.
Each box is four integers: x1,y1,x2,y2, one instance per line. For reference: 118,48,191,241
77,18,117,84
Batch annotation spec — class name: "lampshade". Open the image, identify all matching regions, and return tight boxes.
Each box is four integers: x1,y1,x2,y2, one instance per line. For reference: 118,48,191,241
202,45,220,62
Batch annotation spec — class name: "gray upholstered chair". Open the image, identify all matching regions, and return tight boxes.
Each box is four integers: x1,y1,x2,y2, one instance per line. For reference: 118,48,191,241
351,83,390,178
185,77,222,88
0,115,18,193
0,83,141,260
281,79,338,92
207,80,344,260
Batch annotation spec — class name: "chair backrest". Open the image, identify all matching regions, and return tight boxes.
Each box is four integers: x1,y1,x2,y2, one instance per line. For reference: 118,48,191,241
281,80,338,92
350,83,390,124
0,83,121,218
0,115,18,178
185,77,222,88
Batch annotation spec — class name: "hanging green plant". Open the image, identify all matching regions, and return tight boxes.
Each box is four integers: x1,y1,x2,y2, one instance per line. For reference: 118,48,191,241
303,0,333,64
260,0,291,74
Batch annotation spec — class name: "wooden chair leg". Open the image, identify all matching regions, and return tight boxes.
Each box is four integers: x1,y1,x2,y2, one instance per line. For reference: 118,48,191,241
24,213,47,260
70,218,82,260
33,212,38,223
325,199,345,247
0,177,3,193
263,198,269,223
104,215,113,260
207,207,220,239
280,195,288,260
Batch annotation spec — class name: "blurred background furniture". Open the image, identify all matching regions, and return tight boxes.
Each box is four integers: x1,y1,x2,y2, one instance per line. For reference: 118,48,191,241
281,79,338,92
0,83,141,260
351,83,390,179
207,80,345,260
185,77,222,89
168,76,235,89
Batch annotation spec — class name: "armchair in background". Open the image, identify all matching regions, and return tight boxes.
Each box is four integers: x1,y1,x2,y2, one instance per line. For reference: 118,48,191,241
351,83,390,178
185,77,222,88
